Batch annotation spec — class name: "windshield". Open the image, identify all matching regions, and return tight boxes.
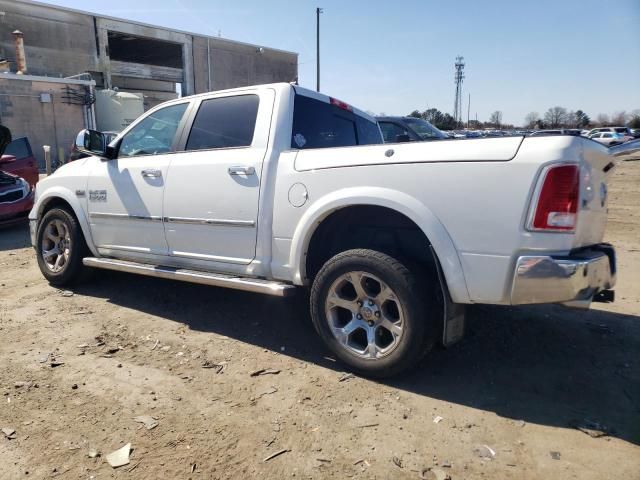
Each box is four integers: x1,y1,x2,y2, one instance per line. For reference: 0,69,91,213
404,118,445,140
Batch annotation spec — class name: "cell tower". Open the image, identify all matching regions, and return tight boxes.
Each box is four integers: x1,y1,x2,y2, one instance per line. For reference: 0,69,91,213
453,56,465,125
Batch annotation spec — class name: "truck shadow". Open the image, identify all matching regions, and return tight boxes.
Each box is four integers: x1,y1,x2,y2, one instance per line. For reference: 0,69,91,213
0,222,31,251
75,271,640,445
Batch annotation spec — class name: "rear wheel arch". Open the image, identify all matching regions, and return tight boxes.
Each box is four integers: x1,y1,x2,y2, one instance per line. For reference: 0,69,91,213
292,192,470,304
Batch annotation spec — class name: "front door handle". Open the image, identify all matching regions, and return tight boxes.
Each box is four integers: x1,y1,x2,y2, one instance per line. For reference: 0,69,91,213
228,165,255,176
141,169,162,178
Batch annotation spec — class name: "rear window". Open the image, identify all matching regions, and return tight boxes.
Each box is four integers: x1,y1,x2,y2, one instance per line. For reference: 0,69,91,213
614,127,628,134
291,94,382,149
4,137,32,159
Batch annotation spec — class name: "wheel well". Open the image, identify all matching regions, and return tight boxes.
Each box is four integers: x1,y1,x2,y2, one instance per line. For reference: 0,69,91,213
40,197,73,217
305,205,438,282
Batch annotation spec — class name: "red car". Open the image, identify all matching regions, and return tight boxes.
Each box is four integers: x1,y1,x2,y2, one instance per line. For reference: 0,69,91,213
0,169,34,226
1,136,39,187
0,130,37,226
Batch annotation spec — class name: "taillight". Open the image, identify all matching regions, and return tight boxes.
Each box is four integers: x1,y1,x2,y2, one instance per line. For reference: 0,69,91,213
529,164,580,231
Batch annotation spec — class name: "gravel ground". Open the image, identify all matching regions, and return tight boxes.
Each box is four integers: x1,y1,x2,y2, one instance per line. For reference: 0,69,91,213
0,161,638,480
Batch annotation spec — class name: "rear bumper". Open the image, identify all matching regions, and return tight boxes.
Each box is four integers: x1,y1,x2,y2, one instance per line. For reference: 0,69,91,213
510,244,616,306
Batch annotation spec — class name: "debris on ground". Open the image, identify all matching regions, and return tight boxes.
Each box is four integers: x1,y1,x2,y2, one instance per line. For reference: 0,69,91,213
2,427,16,439
106,443,131,468
133,415,159,430
473,445,496,459
61,290,74,297
550,451,561,460
338,373,355,382
421,467,451,480
572,420,609,438
38,353,51,364
392,456,403,468
433,415,444,424
263,448,290,462
14,381,32,389
250,368,281,377
201,360,225,373
49,356,64,368
88,449,100,458
252,386,278,402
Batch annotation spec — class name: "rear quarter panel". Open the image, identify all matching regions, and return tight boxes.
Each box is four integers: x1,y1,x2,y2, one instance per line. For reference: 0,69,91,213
271,136,592,304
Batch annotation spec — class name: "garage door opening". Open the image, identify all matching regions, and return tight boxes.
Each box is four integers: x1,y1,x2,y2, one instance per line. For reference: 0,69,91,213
107,31,183,68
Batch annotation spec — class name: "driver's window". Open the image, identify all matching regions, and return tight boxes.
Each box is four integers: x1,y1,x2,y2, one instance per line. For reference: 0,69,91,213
118,103,188,158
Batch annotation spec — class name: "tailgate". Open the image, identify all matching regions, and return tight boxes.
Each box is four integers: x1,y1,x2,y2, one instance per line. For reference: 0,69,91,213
573,139,615,248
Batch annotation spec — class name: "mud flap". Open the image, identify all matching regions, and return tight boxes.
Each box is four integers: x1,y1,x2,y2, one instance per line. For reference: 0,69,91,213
430,246,466,347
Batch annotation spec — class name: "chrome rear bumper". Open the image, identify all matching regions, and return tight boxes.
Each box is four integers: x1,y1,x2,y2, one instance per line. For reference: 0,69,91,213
510,244,616,306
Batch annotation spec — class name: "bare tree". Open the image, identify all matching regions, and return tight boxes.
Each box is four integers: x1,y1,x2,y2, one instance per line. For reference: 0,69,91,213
565,111,578,128
596,113,610,126
524,112,540,129
543,106,568,128
611,111,627,125
489,110,503,128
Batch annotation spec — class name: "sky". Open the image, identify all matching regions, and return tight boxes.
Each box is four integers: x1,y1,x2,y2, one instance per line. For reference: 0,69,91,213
39,0,640,125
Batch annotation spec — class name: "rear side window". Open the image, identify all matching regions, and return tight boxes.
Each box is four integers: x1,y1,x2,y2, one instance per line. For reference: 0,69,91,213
186,95,259,151
5,137,32,159
291,94,382,149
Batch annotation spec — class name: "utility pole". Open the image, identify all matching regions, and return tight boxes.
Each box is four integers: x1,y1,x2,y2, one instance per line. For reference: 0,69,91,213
316,7,323,92
467,93,471,128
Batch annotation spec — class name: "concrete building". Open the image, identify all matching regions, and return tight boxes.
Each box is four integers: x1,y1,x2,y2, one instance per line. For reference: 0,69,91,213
0,0,298,167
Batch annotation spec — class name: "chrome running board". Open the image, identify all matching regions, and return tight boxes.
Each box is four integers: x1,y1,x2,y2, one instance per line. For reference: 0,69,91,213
82,257,296,297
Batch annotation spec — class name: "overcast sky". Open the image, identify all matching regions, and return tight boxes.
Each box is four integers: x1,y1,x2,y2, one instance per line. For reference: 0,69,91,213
39,0,640,125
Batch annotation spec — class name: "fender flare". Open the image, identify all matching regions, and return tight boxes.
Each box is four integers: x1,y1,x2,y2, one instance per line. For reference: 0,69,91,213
288,186,471,304
31,187,99,256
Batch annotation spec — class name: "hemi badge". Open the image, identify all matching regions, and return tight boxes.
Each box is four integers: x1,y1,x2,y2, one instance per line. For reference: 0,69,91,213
75,190,86,197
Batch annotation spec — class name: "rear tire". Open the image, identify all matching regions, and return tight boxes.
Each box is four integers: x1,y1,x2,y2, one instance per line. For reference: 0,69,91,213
310,249,439,378
36,207,89,286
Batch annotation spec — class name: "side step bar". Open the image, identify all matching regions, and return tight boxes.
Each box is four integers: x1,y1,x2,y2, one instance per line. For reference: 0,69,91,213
82,257,296,297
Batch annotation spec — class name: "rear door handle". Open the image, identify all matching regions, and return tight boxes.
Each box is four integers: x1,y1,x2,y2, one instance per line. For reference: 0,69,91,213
141,169,162,178
228,166,255,176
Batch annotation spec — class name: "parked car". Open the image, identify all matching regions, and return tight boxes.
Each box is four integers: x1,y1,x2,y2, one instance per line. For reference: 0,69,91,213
29,83,617,377
1,136,39,187
377,116,445,143
529,129,581,136
589,132,626,146
0,169,34,226
586,127,634,142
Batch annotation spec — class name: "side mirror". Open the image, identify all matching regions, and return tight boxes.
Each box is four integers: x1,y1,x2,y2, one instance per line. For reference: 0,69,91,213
395,134,412,143
75,129,110,158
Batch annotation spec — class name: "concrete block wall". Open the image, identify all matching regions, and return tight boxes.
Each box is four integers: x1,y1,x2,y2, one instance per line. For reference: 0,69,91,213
0,77,87,169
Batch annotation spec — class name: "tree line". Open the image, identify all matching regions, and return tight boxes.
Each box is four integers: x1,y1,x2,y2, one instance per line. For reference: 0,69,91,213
406,107,640,130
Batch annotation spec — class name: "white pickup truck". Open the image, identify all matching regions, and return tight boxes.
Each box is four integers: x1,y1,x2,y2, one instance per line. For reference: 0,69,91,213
29,83,617,377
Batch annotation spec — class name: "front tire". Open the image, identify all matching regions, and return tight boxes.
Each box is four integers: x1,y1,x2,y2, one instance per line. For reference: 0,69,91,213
310,249,438,378
36,207,89,286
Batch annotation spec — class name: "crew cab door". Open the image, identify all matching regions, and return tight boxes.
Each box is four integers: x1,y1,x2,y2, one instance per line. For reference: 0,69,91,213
87,102,190,257
162,89,273,264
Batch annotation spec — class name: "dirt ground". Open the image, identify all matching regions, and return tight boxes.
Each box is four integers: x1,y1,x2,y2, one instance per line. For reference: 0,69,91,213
0,162,638,480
